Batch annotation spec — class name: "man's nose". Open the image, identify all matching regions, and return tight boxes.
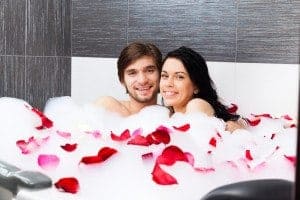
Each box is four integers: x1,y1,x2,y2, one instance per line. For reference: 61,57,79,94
137,72,147,83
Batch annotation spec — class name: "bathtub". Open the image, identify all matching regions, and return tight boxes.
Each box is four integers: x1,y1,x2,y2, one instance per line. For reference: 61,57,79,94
0,58,298,199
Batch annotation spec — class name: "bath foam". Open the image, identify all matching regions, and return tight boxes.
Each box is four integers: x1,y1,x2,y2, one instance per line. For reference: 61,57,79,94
0,96,296,200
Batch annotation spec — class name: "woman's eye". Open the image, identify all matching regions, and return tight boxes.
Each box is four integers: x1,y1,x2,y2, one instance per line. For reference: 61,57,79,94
176,75,184,80
161,74,168,79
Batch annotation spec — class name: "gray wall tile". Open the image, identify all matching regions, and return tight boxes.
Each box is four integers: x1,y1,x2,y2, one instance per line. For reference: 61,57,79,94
25,56,71,109
237,0,299,64
72,0,127,57
128,0,237,62
4,56,26,99
26,0,71,56
5,0,26,56
0,1,4,55
0,56,4,96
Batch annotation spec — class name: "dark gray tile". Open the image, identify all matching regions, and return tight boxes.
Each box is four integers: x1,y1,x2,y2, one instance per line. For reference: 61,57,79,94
25,56,71,110
4,56,26,99
26,0,71,56
128,0,237,62
0,1,5,55
5,0,26,55
72,0,127,57
0,56,4,96
237,0,299,64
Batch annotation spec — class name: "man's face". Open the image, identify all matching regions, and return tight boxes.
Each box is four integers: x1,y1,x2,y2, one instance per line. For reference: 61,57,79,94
122,56,160,104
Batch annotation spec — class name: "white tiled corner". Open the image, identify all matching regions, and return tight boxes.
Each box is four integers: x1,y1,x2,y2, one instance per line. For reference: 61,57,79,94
235,63,299,119
71,57,128,105
207,62,236,106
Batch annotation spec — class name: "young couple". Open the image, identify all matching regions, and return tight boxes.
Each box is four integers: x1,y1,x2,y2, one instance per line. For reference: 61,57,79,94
95,42,247,132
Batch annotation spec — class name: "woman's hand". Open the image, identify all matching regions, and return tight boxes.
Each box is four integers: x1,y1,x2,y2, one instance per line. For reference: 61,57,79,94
225,118,248,132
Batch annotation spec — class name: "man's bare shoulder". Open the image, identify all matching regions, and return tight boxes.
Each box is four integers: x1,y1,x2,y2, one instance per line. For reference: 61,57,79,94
94,96,129,116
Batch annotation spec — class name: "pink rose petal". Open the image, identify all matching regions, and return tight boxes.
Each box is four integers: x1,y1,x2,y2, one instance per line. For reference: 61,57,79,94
38,154,60,170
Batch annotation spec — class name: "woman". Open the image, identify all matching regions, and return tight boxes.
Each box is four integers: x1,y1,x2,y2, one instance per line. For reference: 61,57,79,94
160,46,247,131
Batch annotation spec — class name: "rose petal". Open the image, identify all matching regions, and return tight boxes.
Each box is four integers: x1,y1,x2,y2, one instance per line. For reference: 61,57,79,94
284,155,296,166
54,177,79,194
151,164,178,185
30,107,53,129
61,143,77,152
16,136,49,154
97,147,118,161
38,154,60,170
156,145,188,165
132,128,143,137
251,113,272,118
172,123,190,132
270,133,276,140
147,126,170,145
281,114,293,120
80,147,117,164
142,152,154,160
85,130,102,138
209,137,217,147
127,135,150,146
194,167,215,173
245,149,253,160
227,103,238,113
246,118,261,126
56,130,71,138
111,129,130,141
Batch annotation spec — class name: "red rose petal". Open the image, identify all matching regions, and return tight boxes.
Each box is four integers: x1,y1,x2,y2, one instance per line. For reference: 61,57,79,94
245,149,253,160
127,135,150,146
97,147,118,161
61,143,77,152
270,133,276,140
172,123,190,131
147,126,170,145
227,103,238,113
30,107,53,129
142,152,154,160
156,145,188,165
151,164,178,185
55,177,79,194
209,137,217,147
281,114,293,120
80,147,117,164
284,155,296,166
251,113,272,118
246,118,261,126
111,129,130,141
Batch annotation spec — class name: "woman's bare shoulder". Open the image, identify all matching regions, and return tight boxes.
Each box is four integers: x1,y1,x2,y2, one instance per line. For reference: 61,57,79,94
186,98,214,116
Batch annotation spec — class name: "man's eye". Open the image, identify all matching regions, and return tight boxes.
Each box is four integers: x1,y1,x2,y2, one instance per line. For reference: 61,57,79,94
127,71,136,76
147,69,155,73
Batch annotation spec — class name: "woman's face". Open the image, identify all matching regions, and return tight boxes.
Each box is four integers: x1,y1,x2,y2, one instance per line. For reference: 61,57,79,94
160,58,197,113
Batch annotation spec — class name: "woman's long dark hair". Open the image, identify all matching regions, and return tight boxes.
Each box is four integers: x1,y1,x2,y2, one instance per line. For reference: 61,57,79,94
163,46,239,121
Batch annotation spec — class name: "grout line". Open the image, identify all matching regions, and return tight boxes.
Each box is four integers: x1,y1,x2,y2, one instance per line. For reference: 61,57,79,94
126,0,129,44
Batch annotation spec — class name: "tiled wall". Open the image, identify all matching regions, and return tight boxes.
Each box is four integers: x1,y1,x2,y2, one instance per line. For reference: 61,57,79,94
72,0,299,64
0,0,71,109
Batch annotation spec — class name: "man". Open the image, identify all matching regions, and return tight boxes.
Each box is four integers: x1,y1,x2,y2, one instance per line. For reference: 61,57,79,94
95,42,246,131
94,42,163,117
